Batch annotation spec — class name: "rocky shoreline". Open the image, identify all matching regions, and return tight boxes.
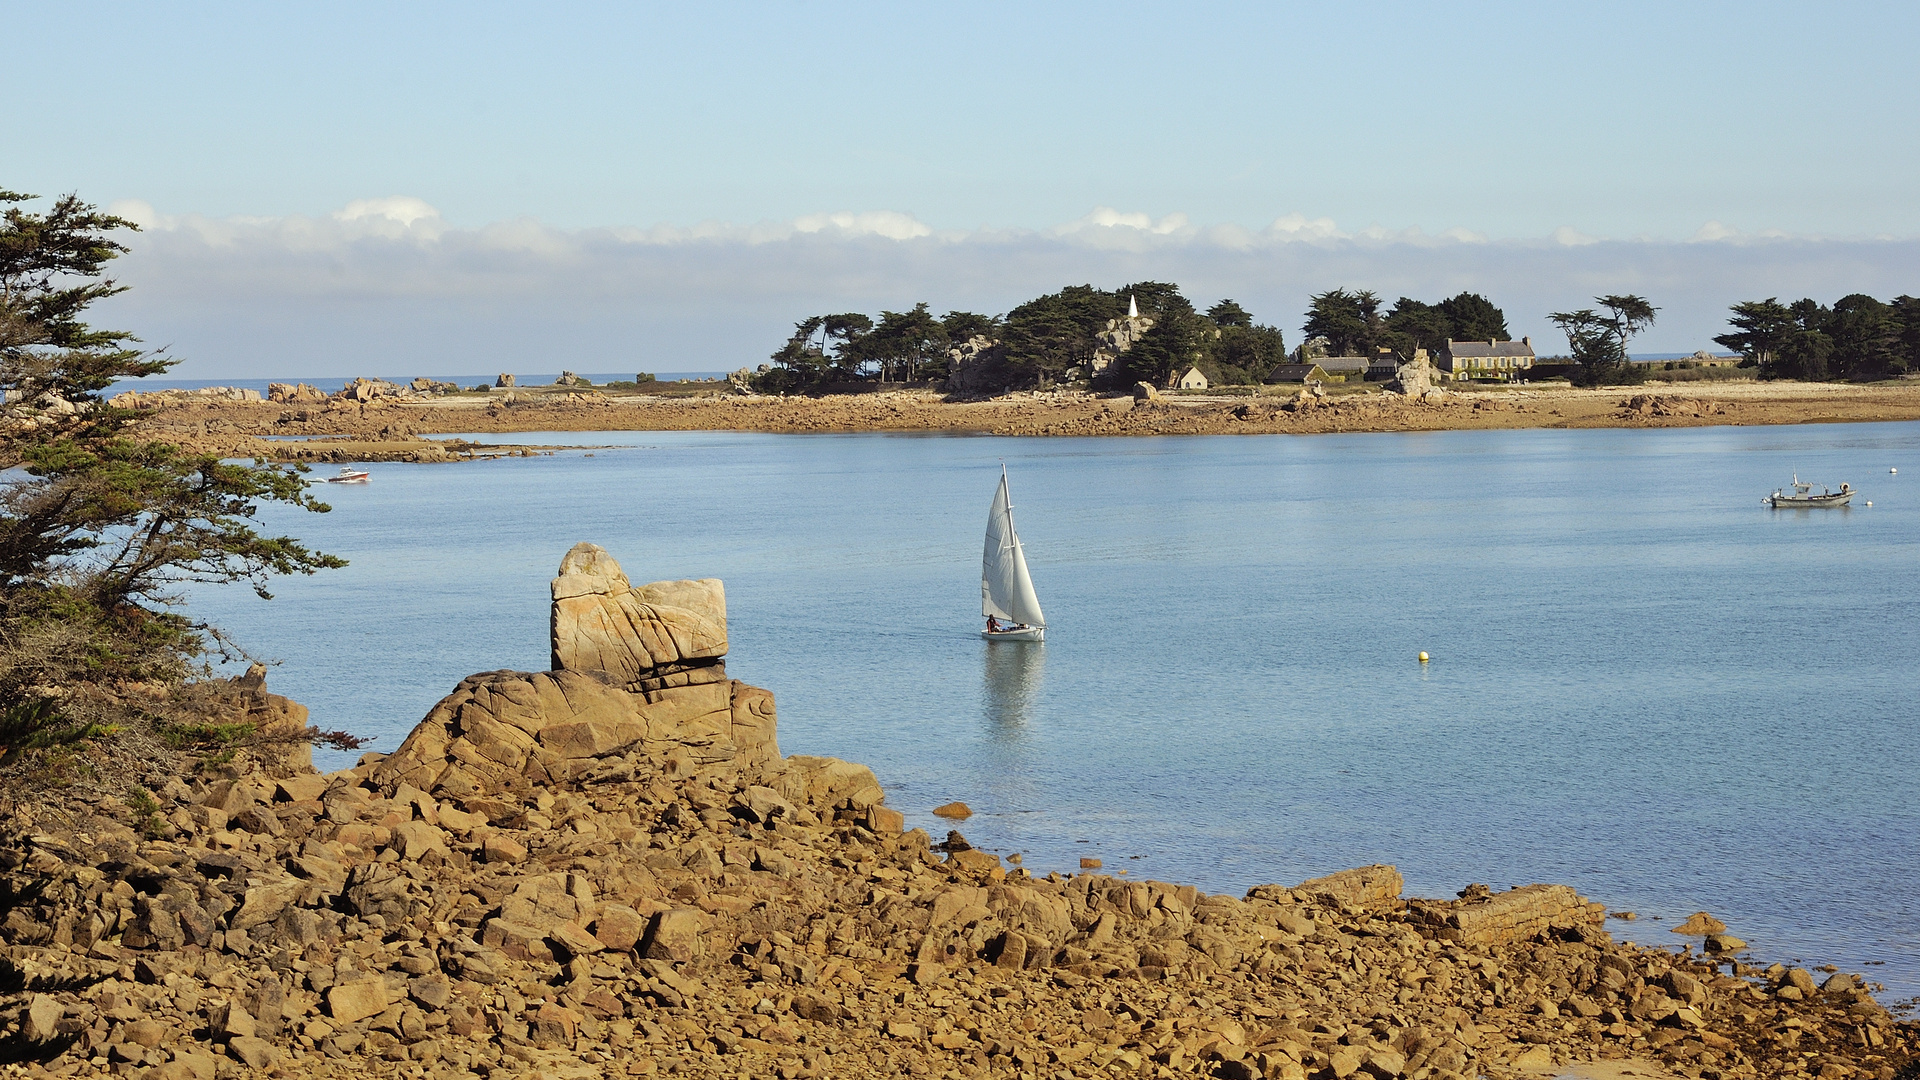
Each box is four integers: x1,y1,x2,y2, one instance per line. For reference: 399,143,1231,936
80,380,1920,466
0,546,1910,1080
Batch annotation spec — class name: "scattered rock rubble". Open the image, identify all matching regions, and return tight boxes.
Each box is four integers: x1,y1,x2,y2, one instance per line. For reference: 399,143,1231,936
0,546,1910,1080
1618,395,1731,422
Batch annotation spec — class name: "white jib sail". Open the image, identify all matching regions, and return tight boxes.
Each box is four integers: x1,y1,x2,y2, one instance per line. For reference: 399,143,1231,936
982,470,1045,627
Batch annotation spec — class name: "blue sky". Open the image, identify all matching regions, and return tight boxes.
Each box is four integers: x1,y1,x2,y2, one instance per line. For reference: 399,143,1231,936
6,1,1918,375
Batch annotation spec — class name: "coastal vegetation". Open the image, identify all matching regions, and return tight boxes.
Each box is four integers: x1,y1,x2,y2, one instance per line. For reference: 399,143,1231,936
759,285,1533,393
0,189,346,778
1715,294,1920,381
757,283,1287,393
759,285,1920,393
1548,295,1659,387
1301,289,1509,359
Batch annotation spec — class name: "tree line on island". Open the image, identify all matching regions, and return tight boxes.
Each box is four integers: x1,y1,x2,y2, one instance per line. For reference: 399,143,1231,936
755,283,1520,393
1714,295,1920,382
759,283,1920,393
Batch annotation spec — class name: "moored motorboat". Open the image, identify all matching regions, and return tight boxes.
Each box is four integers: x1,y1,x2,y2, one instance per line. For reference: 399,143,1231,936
1768,474,1850,507
323,467,370,484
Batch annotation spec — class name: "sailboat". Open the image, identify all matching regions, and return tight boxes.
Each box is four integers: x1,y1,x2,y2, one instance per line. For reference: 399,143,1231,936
981,466,1046,641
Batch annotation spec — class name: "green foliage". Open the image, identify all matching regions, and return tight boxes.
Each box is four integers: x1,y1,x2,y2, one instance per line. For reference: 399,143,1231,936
0,191,170,403
1117,281,1190,324
999,285,1125,388
1381,298,1450,357
1210,321,1286,385
1548,295,1657,386
0,188,345,758
1303,288,1384,357
1714,299,1795,374
860,302,948,382
940,311,999,344
761,312,883,389
126,786,167,837
1438,292,1510,343
1116,308,1203,387
0,697,117,756
1716,294,1915,380
159,720,256,750
159,718,257,766
1206,299,1253,329
1382,292,1512,358
764,284,1302,391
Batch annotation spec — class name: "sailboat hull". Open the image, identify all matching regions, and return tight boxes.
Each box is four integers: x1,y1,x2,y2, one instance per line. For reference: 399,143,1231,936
982,626,1044,642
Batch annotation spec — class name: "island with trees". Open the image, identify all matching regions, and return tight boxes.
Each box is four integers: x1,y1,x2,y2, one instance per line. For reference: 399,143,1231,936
751,284,1534,395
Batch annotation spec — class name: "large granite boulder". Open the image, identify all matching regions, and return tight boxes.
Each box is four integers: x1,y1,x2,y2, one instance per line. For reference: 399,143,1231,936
1390,355,1437,396
551,542,727,683
371,545,776,799
370,668,778,798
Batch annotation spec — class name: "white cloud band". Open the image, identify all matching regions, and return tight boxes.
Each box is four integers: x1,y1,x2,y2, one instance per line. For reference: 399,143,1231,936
96,199,1920,379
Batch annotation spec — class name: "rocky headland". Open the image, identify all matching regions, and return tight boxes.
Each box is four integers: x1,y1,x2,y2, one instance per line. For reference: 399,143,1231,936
0,546,1910,1080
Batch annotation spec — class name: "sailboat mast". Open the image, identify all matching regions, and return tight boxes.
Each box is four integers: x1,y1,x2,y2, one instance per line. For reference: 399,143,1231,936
1001,466,1017,545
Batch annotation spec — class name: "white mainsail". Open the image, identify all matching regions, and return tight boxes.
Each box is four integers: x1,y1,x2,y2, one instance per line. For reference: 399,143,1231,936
982,469,1045,627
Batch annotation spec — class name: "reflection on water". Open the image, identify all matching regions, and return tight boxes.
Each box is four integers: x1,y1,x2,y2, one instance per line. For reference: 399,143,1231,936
981,640,1045,733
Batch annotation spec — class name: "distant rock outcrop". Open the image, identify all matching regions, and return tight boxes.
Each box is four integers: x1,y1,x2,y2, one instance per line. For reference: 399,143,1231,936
944,335,1004,396
109,386,261,408
1092,313,1154,377
267,382,327,404
1389,354,1439,398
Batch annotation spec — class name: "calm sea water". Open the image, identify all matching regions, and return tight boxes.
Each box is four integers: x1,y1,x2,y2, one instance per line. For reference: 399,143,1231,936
190,425,1920,1000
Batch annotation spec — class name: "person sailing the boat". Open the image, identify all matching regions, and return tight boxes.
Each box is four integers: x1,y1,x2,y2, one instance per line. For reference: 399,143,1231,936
986,615,1003,633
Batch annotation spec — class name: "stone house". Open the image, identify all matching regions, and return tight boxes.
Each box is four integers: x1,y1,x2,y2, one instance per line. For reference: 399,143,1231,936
1440,338,1535,381
1268,363,1332,383
1366,348,1412,380
1313,357,1371,382
1175,366,1209,390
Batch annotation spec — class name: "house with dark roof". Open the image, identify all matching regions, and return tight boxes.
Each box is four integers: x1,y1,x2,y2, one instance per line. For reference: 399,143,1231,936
1440,338,1535,381
1366,347,1414,380
1268,363,1331,383
1312,356,1371,381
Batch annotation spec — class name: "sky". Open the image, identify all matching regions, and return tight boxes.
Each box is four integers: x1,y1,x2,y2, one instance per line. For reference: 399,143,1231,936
6,1,1918,377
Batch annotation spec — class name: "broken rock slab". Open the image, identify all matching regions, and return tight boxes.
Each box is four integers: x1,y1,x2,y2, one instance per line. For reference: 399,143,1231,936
550,542,727,681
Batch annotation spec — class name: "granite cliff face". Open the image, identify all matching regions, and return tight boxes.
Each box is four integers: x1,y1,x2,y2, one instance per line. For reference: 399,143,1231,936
0,547,1908,1080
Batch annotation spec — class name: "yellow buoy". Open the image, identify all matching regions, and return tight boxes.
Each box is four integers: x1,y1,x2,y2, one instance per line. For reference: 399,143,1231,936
1418,652,1430,663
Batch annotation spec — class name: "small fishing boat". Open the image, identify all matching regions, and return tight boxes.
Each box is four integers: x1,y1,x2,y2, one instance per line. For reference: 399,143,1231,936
981,466,1045,641
1768,474,1850,507
323,467,370,485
